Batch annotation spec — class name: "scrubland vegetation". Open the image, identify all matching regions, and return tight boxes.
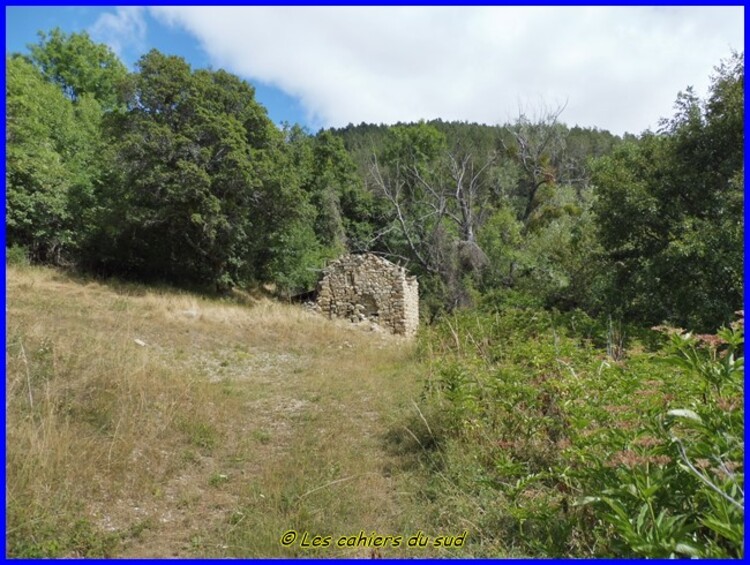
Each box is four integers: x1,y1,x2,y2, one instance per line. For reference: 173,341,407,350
410,308,743,557
5,28,743,557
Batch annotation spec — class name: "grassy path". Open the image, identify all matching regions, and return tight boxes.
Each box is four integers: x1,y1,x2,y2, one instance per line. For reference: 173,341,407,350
6,266,450,558
120,314,428,557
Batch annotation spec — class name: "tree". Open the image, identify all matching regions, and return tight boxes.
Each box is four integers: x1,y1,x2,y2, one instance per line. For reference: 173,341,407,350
93,50,285,290
503,104,570,228
369,122,501,311
28,28,128,110
7,30,129,264
465,107,611,310
312,130,375,251
285,127,374,256
592,53,743,331
6,55,103,263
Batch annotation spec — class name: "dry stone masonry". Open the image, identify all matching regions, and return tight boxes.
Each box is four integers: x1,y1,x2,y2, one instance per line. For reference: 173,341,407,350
316,254,419,336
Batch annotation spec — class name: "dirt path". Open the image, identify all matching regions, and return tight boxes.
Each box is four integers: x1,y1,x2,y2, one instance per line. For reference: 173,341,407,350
7,267,439,558
117,322,428,558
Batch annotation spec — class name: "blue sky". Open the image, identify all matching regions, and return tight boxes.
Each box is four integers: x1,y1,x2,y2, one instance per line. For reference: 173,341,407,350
5,6,744,136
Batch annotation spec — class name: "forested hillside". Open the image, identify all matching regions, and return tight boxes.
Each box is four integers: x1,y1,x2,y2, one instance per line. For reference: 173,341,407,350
6,29,745,558
8,30,742,331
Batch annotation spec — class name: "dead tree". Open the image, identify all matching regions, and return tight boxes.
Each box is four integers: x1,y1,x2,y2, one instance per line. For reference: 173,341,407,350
503,103,568,227
368,136,497,309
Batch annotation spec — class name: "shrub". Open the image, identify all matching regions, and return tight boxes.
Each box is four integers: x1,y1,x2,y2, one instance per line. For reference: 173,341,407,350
7,244,30,266
407,307,744,557
580,317,744,557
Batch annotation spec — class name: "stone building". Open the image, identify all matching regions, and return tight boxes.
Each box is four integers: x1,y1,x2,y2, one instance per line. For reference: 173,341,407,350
316,253,419,336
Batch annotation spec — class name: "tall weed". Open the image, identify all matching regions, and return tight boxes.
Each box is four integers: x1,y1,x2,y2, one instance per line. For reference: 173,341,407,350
407,308,743,557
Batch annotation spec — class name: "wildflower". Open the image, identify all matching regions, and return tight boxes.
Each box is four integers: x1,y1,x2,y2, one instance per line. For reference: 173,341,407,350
648,455,671,466
632,436,661,448
606,450,645,469
716,397,741,412
711,460,743,478
694,458,711,470
724,461,741,473
612,419,636,431
607,450,672,468
694,333,726,348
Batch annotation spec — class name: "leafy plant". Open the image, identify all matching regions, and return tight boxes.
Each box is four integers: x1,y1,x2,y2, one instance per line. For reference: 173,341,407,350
408,306,743,557
582,317,744,557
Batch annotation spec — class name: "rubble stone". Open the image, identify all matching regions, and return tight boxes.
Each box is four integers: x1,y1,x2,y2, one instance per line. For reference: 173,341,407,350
316,254,419,337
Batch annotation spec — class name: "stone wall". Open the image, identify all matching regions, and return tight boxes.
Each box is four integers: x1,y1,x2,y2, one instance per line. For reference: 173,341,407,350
316,254,419,336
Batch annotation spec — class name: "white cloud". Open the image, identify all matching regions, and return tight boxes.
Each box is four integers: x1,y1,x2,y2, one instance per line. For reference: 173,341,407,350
150,6,743,135
90,7,147,58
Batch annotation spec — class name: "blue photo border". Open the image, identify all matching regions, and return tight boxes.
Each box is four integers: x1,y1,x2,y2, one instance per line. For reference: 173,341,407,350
1,2,746,563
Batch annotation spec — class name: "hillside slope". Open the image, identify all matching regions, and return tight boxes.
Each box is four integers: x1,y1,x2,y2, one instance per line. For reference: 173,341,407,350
6,265,446,557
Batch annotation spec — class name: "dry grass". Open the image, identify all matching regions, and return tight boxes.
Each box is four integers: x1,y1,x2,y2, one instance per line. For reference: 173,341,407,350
6,264,456,557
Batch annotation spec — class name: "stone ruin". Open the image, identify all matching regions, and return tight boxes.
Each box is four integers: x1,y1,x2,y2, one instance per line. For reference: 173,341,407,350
316,253,419,336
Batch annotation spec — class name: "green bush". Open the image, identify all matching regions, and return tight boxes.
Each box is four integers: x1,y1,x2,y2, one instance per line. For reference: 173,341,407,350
6,245,30,266
580,320,744,557
406,308,744,557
